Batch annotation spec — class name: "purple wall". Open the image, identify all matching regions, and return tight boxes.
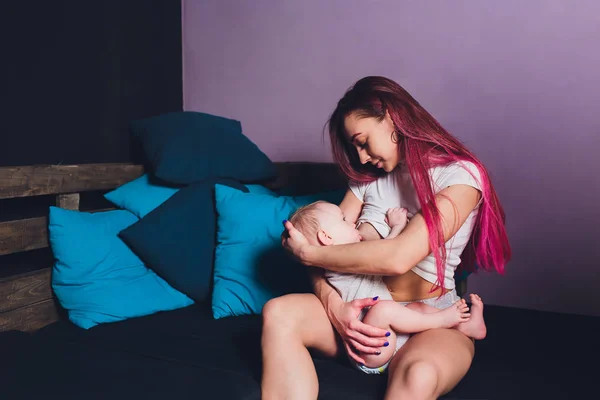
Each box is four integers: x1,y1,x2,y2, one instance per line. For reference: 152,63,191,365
182,0,600,316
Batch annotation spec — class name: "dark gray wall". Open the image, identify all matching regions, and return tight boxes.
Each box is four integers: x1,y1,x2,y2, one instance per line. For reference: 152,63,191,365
1,0,182,166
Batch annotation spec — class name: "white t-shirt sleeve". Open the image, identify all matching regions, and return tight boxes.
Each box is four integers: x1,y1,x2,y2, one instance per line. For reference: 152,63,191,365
431,161,483,193
348,180,367,202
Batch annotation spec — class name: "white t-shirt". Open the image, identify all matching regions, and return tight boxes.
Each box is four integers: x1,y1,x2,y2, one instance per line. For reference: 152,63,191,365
349,161,482,289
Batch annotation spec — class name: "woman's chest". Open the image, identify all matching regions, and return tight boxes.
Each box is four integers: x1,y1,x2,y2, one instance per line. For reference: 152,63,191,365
363,171,420,216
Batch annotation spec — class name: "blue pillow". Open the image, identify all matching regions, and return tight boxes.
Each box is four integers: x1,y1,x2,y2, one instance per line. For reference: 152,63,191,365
118,179,249,303
130,111,277,185
49,207,193,329
212,185,345,319
104,174,181,218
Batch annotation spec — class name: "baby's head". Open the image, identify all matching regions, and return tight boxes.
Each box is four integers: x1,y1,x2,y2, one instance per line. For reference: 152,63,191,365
289,201,362,246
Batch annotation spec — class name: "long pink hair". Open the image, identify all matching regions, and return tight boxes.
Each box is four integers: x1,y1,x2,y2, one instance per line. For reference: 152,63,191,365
327,76,511,290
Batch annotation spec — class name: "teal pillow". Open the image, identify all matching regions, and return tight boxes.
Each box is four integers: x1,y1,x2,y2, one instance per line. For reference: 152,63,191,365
49,207,193,329
212,185,345,319
103,173,273,218
104,174,181,218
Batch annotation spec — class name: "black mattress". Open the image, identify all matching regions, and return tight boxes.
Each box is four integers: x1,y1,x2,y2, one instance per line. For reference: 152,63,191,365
1,302,597,399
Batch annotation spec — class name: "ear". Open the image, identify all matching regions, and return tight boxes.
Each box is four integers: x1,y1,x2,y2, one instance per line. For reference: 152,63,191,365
316,229,334,246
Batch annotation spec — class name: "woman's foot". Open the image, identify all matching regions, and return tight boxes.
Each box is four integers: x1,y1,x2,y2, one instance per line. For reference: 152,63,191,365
456,294,487,340
437,299,471,328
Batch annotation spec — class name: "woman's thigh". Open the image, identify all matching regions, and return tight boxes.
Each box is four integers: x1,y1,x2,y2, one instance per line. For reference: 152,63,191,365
386,328,475,398
262,293,341,358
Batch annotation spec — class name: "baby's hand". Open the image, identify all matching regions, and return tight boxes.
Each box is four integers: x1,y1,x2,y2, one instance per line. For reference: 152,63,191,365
385,207,408,229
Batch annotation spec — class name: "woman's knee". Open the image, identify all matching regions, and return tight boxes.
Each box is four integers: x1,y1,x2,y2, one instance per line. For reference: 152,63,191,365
262,296,298,333
387,329,474,399
404,361,440,396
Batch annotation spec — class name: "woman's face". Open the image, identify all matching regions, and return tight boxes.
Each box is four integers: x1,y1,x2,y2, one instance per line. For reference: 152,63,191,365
343,111,400,172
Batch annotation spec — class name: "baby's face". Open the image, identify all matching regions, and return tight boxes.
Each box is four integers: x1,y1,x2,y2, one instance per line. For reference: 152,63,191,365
314,203,362,245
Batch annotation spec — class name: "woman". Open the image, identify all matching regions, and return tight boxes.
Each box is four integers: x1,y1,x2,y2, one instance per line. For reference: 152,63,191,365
261,76,511,399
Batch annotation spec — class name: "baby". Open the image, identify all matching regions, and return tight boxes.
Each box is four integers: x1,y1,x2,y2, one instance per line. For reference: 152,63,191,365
288,200,475,374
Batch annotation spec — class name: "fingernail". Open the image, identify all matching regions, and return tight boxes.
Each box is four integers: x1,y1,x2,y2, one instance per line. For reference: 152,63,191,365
359,363,364,367
385,331,391,337
384,342,389,347
282,220,288,225
375,350,381,355
372,296,379,301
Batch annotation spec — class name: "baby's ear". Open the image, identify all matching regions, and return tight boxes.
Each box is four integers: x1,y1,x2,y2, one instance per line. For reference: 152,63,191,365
316,230,334,246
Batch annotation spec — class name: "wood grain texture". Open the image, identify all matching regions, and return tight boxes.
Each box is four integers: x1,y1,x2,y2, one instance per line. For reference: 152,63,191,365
0,216,48,256
0,268,53,313
0,268,57,332
0,163,144,199
0,298,59,332
56,193,80,210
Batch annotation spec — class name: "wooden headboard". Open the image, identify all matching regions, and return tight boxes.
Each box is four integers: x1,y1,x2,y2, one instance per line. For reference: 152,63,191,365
0,162,346,333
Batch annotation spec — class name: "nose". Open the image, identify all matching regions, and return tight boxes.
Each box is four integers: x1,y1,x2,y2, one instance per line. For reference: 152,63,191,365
358,149,370,164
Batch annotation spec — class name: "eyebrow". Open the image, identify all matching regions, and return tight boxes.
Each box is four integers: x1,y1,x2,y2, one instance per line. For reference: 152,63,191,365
350,133,362,143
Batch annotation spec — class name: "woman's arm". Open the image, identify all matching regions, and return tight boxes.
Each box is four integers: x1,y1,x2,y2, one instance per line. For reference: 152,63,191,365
339,188,382,241
308,267,389,362
285,184,481,275
338,188,362,224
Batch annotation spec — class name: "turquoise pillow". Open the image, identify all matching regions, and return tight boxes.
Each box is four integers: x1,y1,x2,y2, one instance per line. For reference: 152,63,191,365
49,207,193,329
104,174,181,218
212,185,345,319
104,173,274,218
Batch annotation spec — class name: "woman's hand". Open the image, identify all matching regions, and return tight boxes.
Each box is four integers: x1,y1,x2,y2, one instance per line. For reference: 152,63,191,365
328,297,390,364
281,220,313,265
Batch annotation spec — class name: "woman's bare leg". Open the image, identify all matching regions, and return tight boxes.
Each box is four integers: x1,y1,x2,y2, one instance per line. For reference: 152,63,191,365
261,293,341,400
385,328,475,400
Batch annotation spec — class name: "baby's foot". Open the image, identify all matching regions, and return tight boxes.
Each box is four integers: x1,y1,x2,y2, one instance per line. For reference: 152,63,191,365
437,299,470,328
456,294,487,340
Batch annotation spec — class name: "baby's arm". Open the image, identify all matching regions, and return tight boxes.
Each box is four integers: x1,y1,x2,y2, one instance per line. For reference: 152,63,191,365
384,207,408,240
357,222,383,241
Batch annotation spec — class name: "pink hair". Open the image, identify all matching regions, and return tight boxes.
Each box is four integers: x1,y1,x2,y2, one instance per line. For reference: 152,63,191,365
327,76,511,290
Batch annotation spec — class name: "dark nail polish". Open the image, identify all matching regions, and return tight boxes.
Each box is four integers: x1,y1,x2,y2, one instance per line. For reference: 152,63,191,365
375,350,381,355
384,342,389,347
385,331,391,337
372,296,379,301
282,220,288,225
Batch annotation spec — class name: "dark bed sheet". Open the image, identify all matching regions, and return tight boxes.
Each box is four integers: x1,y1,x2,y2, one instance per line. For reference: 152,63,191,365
1,302,597,400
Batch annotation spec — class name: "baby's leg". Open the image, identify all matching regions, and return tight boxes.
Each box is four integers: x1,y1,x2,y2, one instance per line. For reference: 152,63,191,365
407,294,487,340
359,300,470,369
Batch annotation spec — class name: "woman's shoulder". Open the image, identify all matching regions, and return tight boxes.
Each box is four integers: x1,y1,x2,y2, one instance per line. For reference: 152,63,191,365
429,160,483,191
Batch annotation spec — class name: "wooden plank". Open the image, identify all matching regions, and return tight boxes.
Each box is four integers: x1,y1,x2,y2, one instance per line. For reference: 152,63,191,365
0,216,48,256
0,268,53,313
0,298,59,332
0,163,144,200
56,193,80,210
